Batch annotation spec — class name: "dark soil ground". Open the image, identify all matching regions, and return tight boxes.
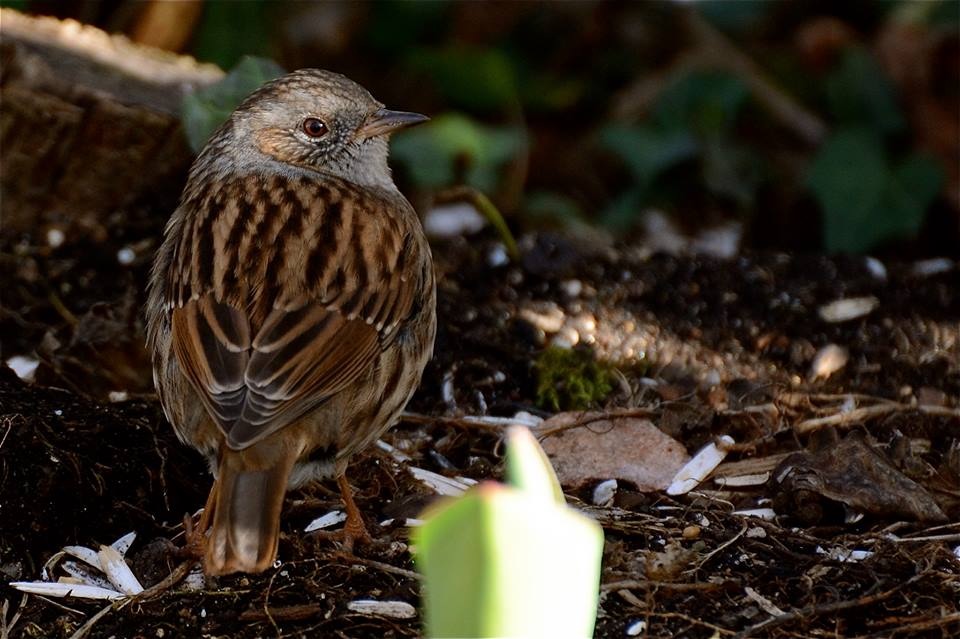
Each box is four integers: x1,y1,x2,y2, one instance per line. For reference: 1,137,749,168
1,222,959,638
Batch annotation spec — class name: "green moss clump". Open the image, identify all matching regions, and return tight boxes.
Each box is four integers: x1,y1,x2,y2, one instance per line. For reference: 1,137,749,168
535,347,615,411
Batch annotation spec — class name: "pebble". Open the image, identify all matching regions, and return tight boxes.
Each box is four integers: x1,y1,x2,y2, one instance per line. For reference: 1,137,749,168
561,279,583,297
423,202,486,238
487,243,509,267
519,304,565,333
911,257,953,277
864,256,887,280
592,479,617,507
809,343,848,380
682,525,701,540
117,247,136,265
818,296,879,323
46,228,66,248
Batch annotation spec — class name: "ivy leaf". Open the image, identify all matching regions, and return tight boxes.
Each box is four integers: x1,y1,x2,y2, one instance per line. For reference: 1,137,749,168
181,56,286,152
826,47,904,135
391,113,525,192
809,128,942,252
653,71,749,135
599,125,698,187
408,47,519,114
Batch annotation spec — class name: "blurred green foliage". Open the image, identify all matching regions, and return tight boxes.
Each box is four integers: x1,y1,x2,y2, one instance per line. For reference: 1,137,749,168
392,114,526,193
600,71,760,229
415,426,603,638
181,56,286,152
409,47,519,114
535,347,615,411
809,45,943,253
193,0,271,71
809,129,942,253
826,48,904,134
146,0,958,254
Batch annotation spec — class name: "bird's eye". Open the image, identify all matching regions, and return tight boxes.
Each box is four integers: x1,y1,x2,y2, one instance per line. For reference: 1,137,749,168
302,118,328,138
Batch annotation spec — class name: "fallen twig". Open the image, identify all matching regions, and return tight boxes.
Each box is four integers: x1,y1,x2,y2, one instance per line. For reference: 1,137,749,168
735,574,925,638
794,402,960,435
66,602,113,639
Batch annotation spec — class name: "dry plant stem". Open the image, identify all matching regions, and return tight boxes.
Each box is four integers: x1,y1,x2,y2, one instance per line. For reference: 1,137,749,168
601,579,733,592
794,402,960,435
239,603,325,622
0,596,27,639
536,408,661,438
135,559,197,601
66,602,114,639
435,186,519,259
735,574,925,638
610,8,826,146
874,611,960,636
681,9,827,145
646,611,736,636
400,412,517,434
692,522,748,571
324,553,423,582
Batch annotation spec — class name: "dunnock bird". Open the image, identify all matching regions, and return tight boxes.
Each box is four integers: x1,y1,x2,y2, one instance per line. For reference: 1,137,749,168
146,69,436,575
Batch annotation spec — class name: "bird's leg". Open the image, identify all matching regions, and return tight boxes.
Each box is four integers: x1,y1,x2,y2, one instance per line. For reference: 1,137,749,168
337,473,373,552
138,484,216,600
181,481,218,560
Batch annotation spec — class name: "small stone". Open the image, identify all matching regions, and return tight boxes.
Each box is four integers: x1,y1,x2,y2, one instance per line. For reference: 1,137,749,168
818,296,879,323
487,243,509,267
682,525,701,539
46,228,66,248
911,257,953,277
561,279,583,297
809,343,848,380
864,256,887,280
592,479,618,507
117,247,136,265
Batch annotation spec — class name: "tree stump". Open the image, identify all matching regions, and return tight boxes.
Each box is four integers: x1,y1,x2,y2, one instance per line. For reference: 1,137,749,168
0,9,223,239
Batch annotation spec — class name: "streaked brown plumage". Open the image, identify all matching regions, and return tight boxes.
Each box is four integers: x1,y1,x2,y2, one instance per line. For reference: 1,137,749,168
146,69,435,576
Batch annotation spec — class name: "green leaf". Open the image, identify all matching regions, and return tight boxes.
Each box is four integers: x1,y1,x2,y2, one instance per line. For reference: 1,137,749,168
599,125,698,186
826,47,904,135
365,0,452,53
390,113,525,192
181,56,286,152
522,191,587,228
808,128,887,252
599,188,646,231
809,128,942,252
653,71,749,134
504,426,564,505
698,0,772,31
416,426,603,638
701,138,762,208
415,483,603,638
192,0,271,70
884,153,944,237
409,47,519,113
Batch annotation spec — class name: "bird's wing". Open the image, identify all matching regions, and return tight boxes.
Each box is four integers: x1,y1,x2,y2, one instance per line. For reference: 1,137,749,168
169,175,425,450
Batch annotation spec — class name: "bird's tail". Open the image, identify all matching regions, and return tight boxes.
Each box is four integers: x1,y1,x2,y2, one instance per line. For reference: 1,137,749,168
204,448,298,576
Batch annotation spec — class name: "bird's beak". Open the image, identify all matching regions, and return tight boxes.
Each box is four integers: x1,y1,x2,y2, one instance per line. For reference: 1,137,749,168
357,108,429,140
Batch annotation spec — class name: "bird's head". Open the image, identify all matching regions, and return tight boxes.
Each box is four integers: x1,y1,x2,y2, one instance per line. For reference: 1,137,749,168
222,69,427,188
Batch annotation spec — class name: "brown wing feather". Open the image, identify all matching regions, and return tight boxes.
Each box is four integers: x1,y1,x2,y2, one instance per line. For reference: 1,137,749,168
171,298,250,427
230,304,380,448
168,173,422,451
